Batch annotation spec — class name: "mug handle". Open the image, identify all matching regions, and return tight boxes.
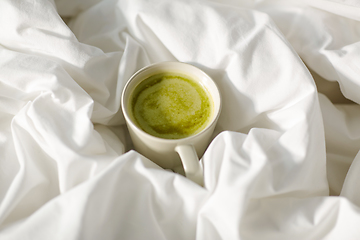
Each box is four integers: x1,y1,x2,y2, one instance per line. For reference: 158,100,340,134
175,145,204,186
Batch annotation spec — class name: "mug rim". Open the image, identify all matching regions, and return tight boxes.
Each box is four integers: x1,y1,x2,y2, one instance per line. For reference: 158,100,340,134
121,61,222,142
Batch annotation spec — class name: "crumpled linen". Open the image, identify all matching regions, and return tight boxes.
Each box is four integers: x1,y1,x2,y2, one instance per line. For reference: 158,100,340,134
1,0,360,239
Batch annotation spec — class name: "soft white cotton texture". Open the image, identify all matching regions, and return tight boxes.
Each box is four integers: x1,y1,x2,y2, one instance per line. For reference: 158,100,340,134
1,0,360,239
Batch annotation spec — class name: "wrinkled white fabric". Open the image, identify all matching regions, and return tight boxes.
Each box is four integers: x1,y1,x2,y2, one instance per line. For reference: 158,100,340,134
1,0,360,239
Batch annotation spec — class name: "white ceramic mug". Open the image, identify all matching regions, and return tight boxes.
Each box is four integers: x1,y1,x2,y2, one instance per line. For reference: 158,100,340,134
121,62,221,186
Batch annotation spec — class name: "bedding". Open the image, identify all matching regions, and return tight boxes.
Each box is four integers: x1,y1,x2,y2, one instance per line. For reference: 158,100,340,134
1,0,360,239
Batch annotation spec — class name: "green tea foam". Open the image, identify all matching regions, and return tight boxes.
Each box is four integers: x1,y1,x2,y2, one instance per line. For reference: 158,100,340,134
131,73,213,139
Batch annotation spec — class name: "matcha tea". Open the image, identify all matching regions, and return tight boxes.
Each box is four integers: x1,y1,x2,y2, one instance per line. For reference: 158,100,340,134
130,73,213,139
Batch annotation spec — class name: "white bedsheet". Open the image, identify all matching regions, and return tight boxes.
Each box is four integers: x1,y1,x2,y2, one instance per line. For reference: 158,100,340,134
1,0,360,239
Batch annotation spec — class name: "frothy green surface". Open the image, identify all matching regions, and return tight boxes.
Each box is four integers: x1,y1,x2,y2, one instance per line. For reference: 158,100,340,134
131,73,213,139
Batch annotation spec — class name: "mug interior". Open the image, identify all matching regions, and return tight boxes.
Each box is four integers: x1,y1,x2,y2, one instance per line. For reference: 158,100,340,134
121,62,221,141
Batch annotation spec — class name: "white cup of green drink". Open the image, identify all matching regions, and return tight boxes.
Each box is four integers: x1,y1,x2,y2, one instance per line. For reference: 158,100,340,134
121,62,221,186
